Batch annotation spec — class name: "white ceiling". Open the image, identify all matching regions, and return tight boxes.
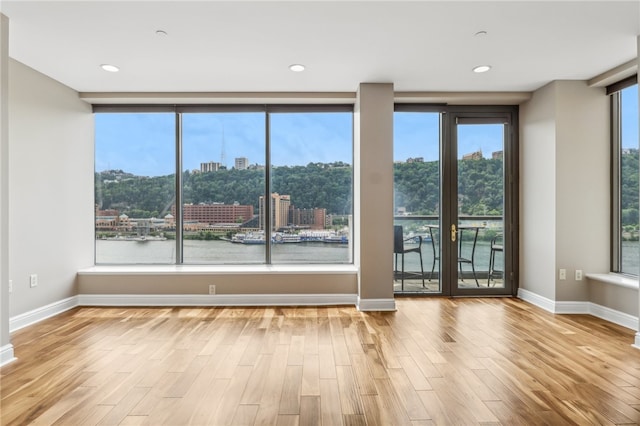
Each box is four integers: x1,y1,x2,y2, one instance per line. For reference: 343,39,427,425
1,1,639,94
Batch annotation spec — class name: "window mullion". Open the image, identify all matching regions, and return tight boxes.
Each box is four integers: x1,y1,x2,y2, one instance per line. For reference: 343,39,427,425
265,112,272,264
176,112,184,264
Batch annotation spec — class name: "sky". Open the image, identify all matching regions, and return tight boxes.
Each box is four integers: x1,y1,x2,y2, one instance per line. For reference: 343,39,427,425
393,112,504,162
95,112,353,176
96,95,639,177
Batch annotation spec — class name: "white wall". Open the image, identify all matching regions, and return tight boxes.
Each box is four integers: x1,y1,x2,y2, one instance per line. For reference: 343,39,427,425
8,59,94,317
519,82,557,300
555,81,609,302
520,80,610,303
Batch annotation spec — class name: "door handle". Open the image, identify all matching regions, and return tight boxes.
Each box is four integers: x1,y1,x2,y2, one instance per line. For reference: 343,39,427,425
451,224,457,242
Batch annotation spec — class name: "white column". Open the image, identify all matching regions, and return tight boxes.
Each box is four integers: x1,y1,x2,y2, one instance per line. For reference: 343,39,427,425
0,13,14,366
354,83,396,311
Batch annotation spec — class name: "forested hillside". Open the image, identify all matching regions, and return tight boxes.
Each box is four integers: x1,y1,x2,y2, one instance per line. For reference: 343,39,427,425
96,154,639,227
622,149,639,228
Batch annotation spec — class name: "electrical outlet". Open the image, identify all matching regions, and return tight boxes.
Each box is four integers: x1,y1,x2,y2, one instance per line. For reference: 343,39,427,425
30,274,38,287
575,270,583,281
559,269,566,280
209,284,216,295
8,279,12,293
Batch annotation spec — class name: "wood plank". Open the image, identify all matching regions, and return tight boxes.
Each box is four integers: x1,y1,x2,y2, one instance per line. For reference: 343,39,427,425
207,365,254,426
301,354,320,396
96,386,150,426
387,367,429,420
349,353,378,395
279,365,303,415
229,404,259,426
299,395,321,426
319,379,344,426
336,365,364,415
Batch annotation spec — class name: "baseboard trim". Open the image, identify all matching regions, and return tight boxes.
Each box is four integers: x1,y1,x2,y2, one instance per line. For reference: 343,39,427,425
518,288,639,331
0,343,16,367
517,288,555,313
555,301,590,315
634,332,640,350
357,297,396,311
77,293,358,307
9,296,79,333
590,303,638,331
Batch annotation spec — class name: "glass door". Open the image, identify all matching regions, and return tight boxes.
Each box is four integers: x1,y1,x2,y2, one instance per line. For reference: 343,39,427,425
393,106,517,296
447,112,516,296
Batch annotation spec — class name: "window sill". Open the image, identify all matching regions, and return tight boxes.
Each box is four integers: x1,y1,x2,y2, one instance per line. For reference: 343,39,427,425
585,273,639,290
78,264,359,276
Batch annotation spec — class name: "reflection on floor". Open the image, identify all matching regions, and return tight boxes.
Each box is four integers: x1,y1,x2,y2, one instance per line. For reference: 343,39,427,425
393,274,505,293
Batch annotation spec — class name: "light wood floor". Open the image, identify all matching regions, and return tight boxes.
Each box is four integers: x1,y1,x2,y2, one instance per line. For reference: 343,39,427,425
2,298,640,425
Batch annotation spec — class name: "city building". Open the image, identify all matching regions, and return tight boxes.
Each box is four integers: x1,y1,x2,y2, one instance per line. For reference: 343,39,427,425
200,161,222,173
172,203,254,225
234,157,249,170
462,150,483,160
289,207,326,230
258,193,291,230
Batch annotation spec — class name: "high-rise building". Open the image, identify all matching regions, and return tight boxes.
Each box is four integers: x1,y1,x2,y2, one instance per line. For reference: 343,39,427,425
235,157,249,170
200,161,221,173
258,193,291,230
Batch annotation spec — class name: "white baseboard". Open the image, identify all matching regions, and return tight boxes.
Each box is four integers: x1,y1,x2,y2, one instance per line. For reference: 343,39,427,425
517,288,555,313
10,296,79,333
0,343,15,367
555,301,590,314
590,303,638,331
634,332,640,350
357,297,396,311
77,293,358,307
518,288,639,331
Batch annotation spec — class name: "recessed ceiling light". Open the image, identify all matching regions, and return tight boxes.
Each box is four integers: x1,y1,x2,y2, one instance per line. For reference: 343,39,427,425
289,64,305,72
100,64,120,73
156,30,168,36
472,65,491,73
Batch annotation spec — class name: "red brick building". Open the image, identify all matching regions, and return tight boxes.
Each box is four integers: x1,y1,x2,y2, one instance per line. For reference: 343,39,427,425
171,203,254,225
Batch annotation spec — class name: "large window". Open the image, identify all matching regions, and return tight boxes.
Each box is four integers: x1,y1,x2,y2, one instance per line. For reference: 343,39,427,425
611,80,639,275
95,112,176,264
94,106,353,265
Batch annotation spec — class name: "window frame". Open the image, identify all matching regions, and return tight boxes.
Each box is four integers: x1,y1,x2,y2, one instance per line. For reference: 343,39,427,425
609,76,638,276
93,104,354,266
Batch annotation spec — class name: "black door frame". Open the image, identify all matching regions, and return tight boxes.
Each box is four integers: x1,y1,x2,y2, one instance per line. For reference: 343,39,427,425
394,104,519,296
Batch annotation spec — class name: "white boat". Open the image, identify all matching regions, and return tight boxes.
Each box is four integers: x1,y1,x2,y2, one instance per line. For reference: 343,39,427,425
242,232,265,244
272,233,301,244
231,233,246,243
323,234,348,244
